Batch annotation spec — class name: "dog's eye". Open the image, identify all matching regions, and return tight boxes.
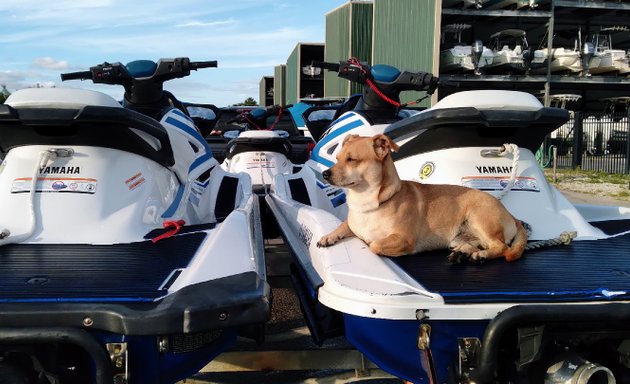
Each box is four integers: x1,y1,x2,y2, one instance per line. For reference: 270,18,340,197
346,157,355,163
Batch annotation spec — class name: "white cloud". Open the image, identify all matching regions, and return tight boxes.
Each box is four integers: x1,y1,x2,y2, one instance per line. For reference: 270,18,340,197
175,19,236,28
32,57,70,70
0,0,333,105
0,71,26,87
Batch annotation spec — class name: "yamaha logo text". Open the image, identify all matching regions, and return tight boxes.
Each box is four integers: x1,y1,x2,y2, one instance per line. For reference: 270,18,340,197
476,166,512,174
39,166,81,175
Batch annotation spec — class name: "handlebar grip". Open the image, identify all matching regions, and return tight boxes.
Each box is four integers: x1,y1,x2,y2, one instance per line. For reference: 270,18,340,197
60,71,93,81
311,61,340,72
427,76,440,94
191,61,218,70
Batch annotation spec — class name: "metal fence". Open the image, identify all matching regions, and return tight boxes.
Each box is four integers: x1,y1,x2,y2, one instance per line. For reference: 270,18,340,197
540,111,630,174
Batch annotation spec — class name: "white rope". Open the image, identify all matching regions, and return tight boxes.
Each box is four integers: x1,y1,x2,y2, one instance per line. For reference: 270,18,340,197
495,143,520,201
0,148,71,246
525,231,577,250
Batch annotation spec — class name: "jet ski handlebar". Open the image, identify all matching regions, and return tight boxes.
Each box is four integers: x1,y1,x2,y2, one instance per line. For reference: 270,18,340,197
60,58,218,111
311,59,439,95
61,58,217,85
226,104,293,128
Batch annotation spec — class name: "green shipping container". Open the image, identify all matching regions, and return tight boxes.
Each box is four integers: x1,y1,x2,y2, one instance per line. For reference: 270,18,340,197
372,0,439,106
259,76,274,107
286,43,325,104
273,65,286,106
324,1,374,98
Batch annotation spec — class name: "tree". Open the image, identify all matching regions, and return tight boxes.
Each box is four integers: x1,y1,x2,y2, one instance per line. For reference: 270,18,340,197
234,97,257,106
0,84,10,104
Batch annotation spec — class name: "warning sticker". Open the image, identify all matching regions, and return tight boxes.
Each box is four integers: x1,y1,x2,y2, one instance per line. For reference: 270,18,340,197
12,177,98,194
125,172,145,191
246,154,277,169
461,176,539,192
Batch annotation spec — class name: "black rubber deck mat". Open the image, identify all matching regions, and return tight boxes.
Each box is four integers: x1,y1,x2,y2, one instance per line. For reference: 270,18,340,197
590,219,630,236
0,232,206,302
390,229,630,304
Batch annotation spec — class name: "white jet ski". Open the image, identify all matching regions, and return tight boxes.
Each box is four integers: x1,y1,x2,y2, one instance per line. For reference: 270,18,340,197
0,58,270,383
266,58,630,383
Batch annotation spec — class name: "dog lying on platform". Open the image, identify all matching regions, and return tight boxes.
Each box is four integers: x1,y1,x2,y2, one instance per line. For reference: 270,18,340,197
316,134,528,262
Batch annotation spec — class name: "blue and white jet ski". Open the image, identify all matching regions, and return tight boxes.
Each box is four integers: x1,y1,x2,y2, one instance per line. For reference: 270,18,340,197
266,59,630,383
215,104,315,238
0,58,270,383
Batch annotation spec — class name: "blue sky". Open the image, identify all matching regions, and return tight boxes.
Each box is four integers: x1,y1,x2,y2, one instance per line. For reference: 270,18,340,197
0,0,346,106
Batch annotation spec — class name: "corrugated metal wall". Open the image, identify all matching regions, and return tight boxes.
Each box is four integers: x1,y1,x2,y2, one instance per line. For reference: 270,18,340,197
325,2,374,98
273,64,286,106
259,77,265,106
286,45,300,104
372,0,438,106
325,4,352,98
269,0,439,106
350,2,373,95
259,76,273,106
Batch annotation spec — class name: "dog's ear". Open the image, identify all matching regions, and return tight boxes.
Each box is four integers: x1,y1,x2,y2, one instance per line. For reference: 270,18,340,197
372,134,399,160
342,134,360,145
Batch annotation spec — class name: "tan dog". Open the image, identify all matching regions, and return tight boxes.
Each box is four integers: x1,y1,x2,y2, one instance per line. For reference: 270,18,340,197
316,134,528,263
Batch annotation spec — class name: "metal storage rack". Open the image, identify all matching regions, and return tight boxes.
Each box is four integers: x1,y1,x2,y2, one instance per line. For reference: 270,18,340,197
439,0,630,113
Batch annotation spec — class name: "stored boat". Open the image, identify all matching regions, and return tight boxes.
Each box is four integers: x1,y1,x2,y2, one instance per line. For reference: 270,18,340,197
440,24,493,75
266,58,630,383
587,26,630,75
0,58,270,383
528,28,585,75
485,29,529,74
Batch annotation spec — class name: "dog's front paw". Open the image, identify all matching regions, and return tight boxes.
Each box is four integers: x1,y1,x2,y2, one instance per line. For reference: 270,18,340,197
317,234,338,248
469,251,488,264
447,251,468,264
448,251,487,264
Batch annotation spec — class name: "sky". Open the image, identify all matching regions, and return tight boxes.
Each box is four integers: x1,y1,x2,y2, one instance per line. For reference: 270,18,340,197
0,0,346,106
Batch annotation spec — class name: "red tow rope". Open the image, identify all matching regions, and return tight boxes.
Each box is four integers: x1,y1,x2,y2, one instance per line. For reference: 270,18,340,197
151,219,186,243
348,57,422,108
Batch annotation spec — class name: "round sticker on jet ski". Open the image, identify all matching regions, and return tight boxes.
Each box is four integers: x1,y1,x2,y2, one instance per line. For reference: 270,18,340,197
419,162,435,180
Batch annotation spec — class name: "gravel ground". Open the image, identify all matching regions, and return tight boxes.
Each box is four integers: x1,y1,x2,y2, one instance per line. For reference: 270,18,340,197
557,187,630,207
544,168,630,206
553,182,630,207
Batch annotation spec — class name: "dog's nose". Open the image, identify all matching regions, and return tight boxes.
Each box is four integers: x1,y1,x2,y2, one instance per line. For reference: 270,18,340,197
322,169,331,180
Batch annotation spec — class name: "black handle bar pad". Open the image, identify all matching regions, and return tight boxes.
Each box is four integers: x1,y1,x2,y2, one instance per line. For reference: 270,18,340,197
191,60,218,69
60,71,93,81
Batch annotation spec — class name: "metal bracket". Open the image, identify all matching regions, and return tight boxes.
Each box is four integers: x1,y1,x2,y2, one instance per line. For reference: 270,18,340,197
418,324,431,350
458,337,481,383
517,326,545,369
480,147,504,157
106,342,128,384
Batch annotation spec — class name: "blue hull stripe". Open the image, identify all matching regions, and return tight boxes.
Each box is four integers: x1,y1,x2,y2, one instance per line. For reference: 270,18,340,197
331,193,346,207
162,183,186,218
330,111,356,125
311,117,365,168
172,108,195,124
189,151,214,173
0,297,154,303
164,116,212,153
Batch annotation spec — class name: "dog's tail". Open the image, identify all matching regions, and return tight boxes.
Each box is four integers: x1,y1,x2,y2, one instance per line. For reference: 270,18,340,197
503,219,528,262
